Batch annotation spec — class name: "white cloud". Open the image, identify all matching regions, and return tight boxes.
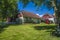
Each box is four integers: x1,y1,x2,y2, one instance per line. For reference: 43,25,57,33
36,14,43,17
39,15,43,17
36,14,39,16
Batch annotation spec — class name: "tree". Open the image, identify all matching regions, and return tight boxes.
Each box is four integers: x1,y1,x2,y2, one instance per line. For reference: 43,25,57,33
0,0,18,27
0,0,18,22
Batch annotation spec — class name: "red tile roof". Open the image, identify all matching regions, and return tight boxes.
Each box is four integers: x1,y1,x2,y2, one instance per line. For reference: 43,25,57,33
19,11,40,19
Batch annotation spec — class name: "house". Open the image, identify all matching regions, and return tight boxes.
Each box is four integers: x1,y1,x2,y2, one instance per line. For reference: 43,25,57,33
42,13,55,23
17,11,41,24
7,11,41,24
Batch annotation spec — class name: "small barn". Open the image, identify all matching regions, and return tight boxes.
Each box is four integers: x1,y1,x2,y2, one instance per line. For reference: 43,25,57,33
42,13,54,24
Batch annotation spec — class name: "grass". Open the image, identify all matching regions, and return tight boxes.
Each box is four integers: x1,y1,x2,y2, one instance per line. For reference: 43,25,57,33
0,23,60,40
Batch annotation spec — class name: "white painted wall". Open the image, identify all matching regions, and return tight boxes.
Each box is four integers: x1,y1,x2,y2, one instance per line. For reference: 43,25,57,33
48,18,55,23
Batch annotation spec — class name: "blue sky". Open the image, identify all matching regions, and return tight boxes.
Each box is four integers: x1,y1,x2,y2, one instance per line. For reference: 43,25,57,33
18,1,54,15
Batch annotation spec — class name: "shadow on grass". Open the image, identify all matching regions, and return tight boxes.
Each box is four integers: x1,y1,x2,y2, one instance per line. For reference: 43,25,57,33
0,24,9,33
34,24,60,37
0,22,21,33
34,25,57,31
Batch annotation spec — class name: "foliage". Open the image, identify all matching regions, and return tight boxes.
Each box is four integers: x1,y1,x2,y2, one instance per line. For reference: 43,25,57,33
0,0,18,22
19,0,55,10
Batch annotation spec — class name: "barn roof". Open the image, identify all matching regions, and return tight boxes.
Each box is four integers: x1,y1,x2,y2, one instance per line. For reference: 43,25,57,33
42,13,54,19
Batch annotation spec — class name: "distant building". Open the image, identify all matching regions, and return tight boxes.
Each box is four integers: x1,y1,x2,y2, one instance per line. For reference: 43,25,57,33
7,11,41,24
42,13,55,23
17,11,41,24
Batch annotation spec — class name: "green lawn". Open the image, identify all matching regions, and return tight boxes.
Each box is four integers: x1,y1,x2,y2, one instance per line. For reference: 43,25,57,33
0,23,60,40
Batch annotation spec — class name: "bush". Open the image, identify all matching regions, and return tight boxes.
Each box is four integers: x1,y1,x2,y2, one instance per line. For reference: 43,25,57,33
0,22,8,28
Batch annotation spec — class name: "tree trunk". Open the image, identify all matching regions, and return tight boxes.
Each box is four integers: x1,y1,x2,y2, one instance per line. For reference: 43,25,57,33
51,0,58,24
52,0,60,37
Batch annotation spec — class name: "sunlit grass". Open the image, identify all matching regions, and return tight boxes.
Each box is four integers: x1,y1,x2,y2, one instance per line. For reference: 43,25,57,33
0,23,60,40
